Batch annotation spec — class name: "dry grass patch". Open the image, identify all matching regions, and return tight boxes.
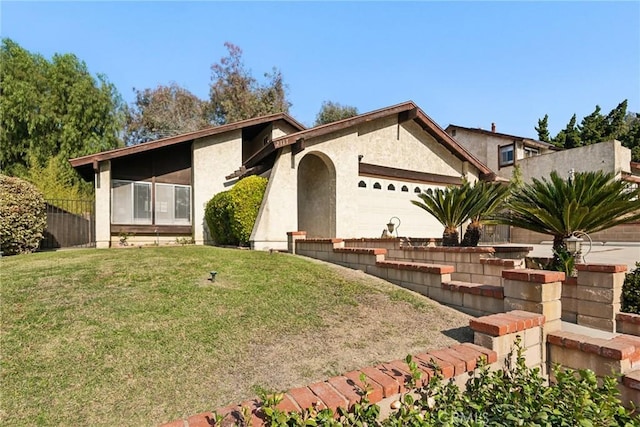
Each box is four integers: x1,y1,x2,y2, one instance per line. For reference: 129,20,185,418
1,246,472,426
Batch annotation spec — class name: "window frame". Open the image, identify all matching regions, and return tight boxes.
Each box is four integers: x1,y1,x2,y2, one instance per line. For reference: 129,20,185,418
111,179,192,226
498,143,515,168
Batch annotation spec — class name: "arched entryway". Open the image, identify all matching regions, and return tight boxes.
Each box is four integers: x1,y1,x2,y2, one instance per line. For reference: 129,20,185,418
297,152,336,238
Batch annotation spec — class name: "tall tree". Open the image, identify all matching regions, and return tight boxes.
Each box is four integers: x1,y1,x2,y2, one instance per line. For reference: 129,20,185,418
578,105,605,144
535,114,551,143
209,42,290,125
604,99,628,140
314,101,359,126
621,113,640,162
0,38,124,180
125,83,210,145
558,114,582,149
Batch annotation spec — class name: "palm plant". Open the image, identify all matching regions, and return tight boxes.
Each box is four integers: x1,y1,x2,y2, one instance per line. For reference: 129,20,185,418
460,182,510,247
495,170,640,257
411,182,474,246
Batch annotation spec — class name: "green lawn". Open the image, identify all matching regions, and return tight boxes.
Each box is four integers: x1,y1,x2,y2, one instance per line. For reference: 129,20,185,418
0,246,472,426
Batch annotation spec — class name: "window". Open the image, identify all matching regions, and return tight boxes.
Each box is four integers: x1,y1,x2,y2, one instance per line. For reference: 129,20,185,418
387,184,395,191
524,146,539,158
499,144,515,167
155,184,191,225
414,187,421,193
401,185,409,192
112,180,152,224
358,180,367,188
373,182,382,189
111,180,191,225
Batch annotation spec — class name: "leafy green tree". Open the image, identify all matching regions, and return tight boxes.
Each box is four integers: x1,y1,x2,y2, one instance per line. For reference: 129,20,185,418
496,170,640,261
0,38,124,192
314,101,359,126
124,83,210,145
535,114,551,143
208,42,290,125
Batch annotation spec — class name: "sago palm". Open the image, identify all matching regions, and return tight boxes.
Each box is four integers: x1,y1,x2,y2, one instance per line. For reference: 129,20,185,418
495,170,640,254
460,181,510,247
411,182,477,246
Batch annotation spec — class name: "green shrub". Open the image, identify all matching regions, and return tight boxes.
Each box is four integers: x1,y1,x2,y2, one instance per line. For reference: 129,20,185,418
205,190,236,245
622,262,640,314
204,176,268,246
228,176,268,245
0,175,47,255
255,338,638,427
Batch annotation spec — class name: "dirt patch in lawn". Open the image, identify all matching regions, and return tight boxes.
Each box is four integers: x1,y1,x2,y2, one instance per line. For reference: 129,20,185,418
200,259,473,412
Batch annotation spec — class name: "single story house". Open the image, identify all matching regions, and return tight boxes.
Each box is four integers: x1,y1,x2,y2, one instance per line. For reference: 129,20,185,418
70,101,494,250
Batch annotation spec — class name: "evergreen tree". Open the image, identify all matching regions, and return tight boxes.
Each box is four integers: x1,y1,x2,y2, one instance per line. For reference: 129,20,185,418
562,114,582,149
579,105,605,144
604,99,628,140
535,114,551,142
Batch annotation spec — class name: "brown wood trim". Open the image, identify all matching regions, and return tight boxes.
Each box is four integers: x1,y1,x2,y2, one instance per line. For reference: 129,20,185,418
70,114,305,168
111,225,192,235
271,102,416,149
359,163,462,186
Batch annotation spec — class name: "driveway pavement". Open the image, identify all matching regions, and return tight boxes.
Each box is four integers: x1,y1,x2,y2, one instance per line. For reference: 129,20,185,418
525,242,640,272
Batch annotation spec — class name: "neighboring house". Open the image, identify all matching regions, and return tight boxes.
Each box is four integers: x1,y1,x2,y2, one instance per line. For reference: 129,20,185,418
70,101,494,250
445,123,639,243
445,123,560,180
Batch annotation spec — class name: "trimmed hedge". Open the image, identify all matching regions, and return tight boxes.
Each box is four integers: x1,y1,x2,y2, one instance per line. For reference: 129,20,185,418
0,175,47,255
204,176,268,246
622,262,640,314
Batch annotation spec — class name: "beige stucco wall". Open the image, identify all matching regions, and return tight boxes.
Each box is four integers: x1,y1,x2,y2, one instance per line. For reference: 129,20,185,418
517,140,631,183
95,160,111,248
192,130,243,245
251,116,481,249
450,128,503,174
250,147,298,250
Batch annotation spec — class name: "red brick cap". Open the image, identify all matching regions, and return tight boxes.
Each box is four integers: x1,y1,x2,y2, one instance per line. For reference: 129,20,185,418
617,312,640,325
575,263,627,273
301,238,343,243
470,310,545,336
502,269,565,283
547,331,638,360
334,247,387,255
287,231,307,236
376,260,455,274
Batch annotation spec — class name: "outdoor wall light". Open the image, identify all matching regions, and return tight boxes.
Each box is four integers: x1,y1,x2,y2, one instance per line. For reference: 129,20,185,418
564,234,583,256
387,216,401,237
564,231,593,263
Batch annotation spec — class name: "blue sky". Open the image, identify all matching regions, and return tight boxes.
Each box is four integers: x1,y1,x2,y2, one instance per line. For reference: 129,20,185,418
2,1,639,137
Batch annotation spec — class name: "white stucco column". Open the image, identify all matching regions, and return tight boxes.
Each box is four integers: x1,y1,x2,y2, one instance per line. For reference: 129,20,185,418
95,160,111,248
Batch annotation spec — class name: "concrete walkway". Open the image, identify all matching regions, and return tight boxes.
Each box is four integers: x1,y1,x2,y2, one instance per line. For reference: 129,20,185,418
515,242,639,272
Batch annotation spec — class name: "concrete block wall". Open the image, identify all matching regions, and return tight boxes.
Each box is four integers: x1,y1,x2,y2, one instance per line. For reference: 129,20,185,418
293,237,506,317
547,331,640,408
617,313,640,337
574,264,627,332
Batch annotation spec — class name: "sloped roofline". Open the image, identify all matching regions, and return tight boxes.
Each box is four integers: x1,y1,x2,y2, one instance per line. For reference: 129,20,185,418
263,101,493,177
69,112,305,168
446,124,561,151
